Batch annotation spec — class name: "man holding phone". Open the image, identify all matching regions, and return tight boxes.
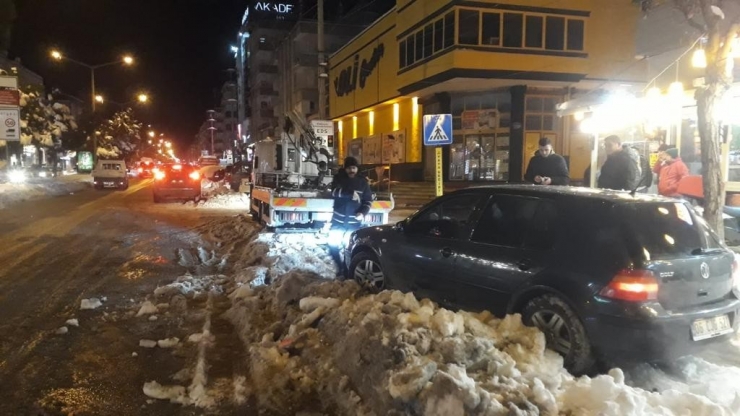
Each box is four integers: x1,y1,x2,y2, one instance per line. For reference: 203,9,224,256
524,138,570,186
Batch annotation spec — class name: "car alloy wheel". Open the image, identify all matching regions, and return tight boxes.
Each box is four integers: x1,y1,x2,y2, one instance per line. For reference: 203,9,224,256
353,257,385,291
522,295,594,375
530,310,572,355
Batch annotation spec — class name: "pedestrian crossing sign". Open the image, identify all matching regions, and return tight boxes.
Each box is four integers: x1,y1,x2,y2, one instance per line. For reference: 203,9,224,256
423,114,453,146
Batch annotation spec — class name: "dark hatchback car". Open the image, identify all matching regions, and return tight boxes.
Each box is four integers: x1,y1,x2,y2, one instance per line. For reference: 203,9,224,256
152,163,202,203
344,186,740,373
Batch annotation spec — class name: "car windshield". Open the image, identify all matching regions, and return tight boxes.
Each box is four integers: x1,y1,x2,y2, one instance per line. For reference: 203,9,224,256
621,202,721,259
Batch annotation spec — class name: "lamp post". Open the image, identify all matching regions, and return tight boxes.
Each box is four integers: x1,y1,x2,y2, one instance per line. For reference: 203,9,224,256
50,50,135,160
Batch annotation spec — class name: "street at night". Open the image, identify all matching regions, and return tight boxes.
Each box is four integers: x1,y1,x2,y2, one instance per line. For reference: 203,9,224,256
5,0,740,415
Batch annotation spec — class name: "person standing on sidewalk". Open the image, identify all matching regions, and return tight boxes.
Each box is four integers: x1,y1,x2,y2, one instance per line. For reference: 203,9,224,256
598,135,639,191
658,147,689,197
524,138,570,186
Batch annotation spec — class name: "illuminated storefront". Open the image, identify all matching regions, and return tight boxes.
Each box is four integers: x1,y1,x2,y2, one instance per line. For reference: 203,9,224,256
328,0,646,182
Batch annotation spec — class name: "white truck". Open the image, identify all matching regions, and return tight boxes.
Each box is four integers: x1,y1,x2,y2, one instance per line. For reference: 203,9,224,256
250,112,394,230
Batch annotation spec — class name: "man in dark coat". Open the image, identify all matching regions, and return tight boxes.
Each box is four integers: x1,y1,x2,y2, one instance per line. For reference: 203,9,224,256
331,157,373,232
598,135,639,191
524,138,570,185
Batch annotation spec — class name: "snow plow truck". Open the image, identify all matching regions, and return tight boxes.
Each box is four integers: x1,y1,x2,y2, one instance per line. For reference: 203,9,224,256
249,111,394,231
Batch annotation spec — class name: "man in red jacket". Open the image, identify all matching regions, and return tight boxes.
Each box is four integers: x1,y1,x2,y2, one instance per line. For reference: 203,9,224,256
658,147,689,197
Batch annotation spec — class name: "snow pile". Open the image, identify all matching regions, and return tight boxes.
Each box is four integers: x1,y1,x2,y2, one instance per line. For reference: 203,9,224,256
136,301,159,317
65,318,79,327
189,193,249,210
0,175,92,209
152,273,228,300
231,232,337,288
80,298,103,310
224,273,740,415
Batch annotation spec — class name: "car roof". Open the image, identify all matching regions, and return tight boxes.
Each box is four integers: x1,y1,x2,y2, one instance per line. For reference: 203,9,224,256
448,185,677,204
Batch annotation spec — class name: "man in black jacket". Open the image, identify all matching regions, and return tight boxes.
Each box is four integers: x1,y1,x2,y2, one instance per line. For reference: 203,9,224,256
524,138,570,185
331,157,373,232
598,135,638,191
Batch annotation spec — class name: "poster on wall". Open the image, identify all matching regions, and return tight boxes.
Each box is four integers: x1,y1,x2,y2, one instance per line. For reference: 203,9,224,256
348,138,363,164
363,135,382,164
382,129,406,164
462,109,498,130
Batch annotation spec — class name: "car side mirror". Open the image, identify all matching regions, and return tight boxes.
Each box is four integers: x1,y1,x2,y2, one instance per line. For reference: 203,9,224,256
395,220,406,232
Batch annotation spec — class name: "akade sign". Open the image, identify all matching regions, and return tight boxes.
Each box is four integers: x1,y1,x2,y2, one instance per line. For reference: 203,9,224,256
251,2,298,21
334,43,385,97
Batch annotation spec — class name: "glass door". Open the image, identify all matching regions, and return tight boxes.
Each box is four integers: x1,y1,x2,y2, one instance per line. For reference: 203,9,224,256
495,134,510,181
465,135,482,181
449,143,466,180
481,135,496,180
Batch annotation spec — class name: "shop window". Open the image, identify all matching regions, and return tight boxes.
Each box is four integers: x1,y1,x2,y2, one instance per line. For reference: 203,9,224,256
434,19,444,52
399,39,407,68
545,16,566,50
482,13,501,45
526,97,544,112
544,97,558,112
525,16,544,48
458,10,480,45
424,24,434,58
465,95,481,111
406,35,415,66
503,13,524,48
567,19,585,51
444,12,455,48
453,117,462,130
543,115,555,131
451,96,465,115
526,115,543,130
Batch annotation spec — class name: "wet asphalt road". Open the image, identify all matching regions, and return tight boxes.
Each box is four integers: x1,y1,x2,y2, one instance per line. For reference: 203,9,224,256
0,179,250,415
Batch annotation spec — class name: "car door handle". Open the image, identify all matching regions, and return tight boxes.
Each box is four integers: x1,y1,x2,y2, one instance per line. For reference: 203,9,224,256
440,247,454,258
517,258,532,271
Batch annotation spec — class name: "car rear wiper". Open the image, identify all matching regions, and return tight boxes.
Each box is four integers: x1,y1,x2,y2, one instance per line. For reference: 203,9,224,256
691,247,726,256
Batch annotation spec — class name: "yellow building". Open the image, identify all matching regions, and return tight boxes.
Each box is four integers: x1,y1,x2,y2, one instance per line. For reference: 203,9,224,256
329,0,646,183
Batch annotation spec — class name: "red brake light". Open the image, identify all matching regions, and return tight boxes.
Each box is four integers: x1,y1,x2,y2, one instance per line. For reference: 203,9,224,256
154,171,166,180
138,167,143,173
173,164,182,170
189,171,200,181
599,269,659,302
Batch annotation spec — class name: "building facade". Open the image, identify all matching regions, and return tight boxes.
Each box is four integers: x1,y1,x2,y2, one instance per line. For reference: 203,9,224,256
329,0,646,183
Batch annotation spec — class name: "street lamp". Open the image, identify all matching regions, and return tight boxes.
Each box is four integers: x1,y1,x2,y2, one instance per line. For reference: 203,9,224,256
148,131,155,138
138,93,149,103
49,49,136,161
95,95,104,104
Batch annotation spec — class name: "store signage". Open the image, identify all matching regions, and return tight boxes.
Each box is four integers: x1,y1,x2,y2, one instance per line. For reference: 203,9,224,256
0,87,20,106
334,43,385,97
255,2,293,13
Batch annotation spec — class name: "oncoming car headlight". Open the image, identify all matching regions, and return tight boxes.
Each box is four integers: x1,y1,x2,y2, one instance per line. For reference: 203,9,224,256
328,229,353,248
8,170,26,183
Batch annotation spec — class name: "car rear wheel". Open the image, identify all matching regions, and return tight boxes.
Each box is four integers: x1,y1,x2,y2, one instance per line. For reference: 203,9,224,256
522,295,594,375
349,251,385,292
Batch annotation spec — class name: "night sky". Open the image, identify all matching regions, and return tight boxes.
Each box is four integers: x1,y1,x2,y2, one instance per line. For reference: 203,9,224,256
10,0,246,146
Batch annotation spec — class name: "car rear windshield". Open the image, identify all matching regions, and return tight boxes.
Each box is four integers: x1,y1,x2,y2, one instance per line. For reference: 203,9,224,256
621,202,721,258
102,163,122,170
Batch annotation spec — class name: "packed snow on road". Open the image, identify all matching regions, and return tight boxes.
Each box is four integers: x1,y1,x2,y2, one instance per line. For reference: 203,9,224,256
101,215,740,415
0,174,92,209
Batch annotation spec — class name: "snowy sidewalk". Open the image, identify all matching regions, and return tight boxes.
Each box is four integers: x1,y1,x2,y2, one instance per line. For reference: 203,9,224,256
0,174,92,209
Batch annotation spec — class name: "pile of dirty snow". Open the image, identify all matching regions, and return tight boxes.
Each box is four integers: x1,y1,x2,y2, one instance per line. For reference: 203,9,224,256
223,275,740,415
231,232,337,287
192,193,249,209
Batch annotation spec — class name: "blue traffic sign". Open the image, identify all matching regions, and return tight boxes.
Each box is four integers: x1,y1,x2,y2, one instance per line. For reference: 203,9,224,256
423,114,453,146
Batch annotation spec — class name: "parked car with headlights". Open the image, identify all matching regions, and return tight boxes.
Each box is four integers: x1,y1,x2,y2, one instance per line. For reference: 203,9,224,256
152,163,202,203
92,160,128,190
344,185,740,374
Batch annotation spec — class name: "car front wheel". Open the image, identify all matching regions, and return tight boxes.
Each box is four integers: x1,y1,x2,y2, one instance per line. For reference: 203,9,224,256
349,251,385,292
522,294,594,375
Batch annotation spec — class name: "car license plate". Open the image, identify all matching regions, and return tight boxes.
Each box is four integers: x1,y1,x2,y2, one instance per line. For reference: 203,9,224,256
691,314,733,341
103,181,115,187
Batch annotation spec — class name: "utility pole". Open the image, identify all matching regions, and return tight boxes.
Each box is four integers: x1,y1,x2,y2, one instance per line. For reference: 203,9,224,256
207,110,216,155
317,0,326,120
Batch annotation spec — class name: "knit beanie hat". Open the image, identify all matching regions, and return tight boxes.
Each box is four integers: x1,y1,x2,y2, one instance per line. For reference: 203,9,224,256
665,148,679,159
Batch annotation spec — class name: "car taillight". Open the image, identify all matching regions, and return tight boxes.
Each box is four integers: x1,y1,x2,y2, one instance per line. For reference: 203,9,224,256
138,167,143,173
189,171,200,181
154,171,166,180
599,269,659,302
